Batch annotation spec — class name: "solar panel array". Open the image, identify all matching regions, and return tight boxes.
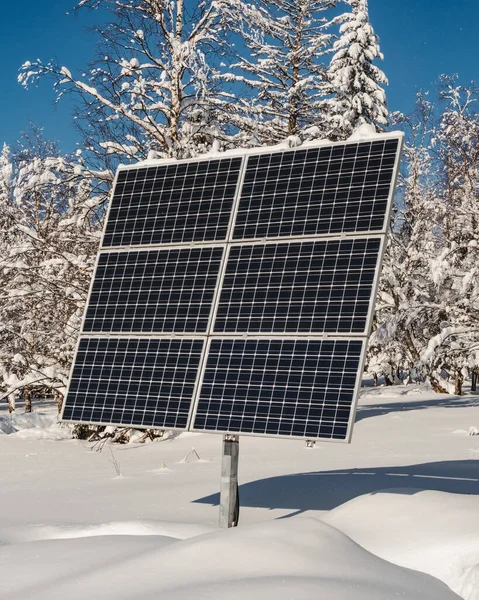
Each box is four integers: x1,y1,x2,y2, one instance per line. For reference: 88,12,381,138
62,135,402,442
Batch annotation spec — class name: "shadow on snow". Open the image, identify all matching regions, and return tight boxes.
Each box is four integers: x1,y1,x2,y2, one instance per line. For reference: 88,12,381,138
355,394,479,423
194,460,479,515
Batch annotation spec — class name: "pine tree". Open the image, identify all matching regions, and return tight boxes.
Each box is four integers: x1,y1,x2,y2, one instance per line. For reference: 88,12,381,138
327,0,388,139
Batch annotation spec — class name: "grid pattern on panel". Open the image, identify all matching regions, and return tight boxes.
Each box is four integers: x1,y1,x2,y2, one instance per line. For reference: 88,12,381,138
214,238,381,334
83,247,223,334
193,339,363,439
233,139,398,240
62,338,204,429
103,157,242,247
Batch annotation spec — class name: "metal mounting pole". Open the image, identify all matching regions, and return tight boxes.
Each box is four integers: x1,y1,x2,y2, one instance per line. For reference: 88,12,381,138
219,434,240,528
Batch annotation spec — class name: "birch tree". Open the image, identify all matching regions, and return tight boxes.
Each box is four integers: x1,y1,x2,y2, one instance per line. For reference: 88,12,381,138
0,145,19,412
369,84,479,395
19,0,235,161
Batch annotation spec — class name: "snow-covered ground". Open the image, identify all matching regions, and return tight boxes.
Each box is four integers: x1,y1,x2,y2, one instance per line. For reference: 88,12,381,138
1,383,478,599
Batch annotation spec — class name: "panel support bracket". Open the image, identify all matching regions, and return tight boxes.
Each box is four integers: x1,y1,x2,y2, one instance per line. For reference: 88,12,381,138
219,434,240,528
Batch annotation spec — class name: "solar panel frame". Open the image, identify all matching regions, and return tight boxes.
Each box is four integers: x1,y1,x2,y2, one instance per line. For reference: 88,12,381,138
231,138,400,242
62,337,207,430
82,244,226,335
210,236,385,336
101,156,244,248
61,132,404,442
188,335,368,443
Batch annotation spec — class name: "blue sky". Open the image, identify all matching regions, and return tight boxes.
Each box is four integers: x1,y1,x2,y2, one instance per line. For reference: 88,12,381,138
1,0,477,153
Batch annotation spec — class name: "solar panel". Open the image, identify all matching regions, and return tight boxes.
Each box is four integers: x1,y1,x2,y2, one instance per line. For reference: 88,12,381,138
62,133,403,441
192,339,364,439
83,247,223,333
213,237,381,334
233,139,398,240
103,157,242,247
62,337,204,429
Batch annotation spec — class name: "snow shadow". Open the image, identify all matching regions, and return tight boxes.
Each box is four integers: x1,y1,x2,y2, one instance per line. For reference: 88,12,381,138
194,460,479,514
355,395,479,422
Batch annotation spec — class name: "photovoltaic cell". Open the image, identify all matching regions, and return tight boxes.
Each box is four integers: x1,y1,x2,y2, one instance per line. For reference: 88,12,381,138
233,139,399,240
83,246,223,334
62,337,204,429
214,237,381,334
193,339,363,439
103,157,242,247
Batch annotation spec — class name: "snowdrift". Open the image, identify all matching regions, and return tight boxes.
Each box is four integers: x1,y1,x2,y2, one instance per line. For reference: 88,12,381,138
324,489,479,600
0,518,460,600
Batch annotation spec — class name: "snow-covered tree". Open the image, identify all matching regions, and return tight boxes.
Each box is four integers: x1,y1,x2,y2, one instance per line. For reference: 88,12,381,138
19,0,236,161
369,83,479,395
424,79,479,393
0,145,19,412
0,130,103,412
367,95,438,386
223,0,336,145
327,0,388,139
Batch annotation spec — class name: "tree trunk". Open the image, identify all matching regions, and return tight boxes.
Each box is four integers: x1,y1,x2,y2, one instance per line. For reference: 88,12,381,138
454,373,463,396
384,375,394,386
471,370,477,393
24,386,32,413
373,372,378,387
55,390,64,413
7,394,15,413
396,366,402,383
404,330,420,362
430,378,448,394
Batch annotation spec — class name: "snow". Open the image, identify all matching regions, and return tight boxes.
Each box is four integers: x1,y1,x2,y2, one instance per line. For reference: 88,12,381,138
348,122,379,140
135,130,404,167
60,66,72,79
0,384,478,599
325,491,479,600
99,141,139,155
0,518,460,600
0,518,461,600
0,409,72,439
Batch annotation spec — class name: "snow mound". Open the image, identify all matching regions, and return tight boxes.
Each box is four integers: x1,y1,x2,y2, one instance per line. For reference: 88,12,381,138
324,490,479,600
0,518,459,599
348,122,379,140
0,520,212,545
0,411,72,440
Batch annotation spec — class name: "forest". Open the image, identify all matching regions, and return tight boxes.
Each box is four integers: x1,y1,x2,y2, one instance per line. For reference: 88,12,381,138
1,0,478,414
